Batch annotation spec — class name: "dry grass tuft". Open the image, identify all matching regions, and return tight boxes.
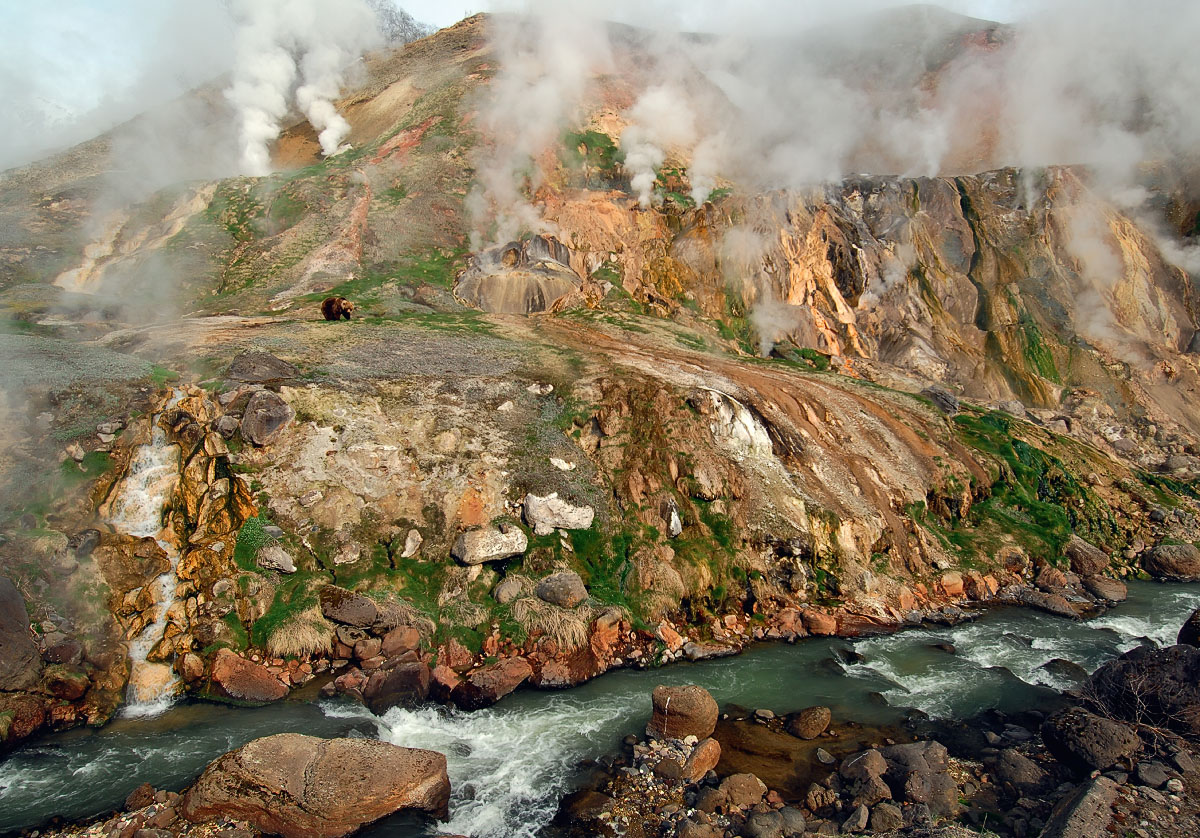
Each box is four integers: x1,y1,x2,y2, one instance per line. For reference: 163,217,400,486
264,605,334,658
510,596,590,650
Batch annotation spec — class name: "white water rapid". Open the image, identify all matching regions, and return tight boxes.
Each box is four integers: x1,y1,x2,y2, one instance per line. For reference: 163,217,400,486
106,390,185,717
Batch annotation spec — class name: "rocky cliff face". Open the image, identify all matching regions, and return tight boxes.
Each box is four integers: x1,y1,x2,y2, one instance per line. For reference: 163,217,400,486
0,13,1198,746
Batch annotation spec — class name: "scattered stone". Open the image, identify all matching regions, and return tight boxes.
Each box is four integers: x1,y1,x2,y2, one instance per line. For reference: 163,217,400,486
400,529,423,559
1166,777,1184,794
240,391,294,447
719,773,767,808
257,543,296,574
527,383,554,395
840,803,869,833
1083,576,1127,603
214,415,241,440
1041,707,1141,772
549,457,576,471
992,748,1049,794
492,576,523,604
523,492,595,535
647,684,719,740
1134,761,1169,789
744,810,784,838
534,571,588,608
451,526,528,565
816,748,836,765
682,738,721,783
182,734,449,836
869,802,904,832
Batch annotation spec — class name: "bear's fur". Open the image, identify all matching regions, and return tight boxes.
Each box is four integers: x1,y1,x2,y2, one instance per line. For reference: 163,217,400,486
321,296,355,321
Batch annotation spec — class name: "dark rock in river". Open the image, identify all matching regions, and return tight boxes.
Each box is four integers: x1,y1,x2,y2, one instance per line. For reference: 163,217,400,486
1039,658,1090,688
1141,543,1200,581
1041,707,1140,772
0,576,42,691
784,705,831,739
451,657,533,710
1082,575,1127,603
1178,608,1200,646
1087,643,1200,736
364,661,431,714
182,733,450,837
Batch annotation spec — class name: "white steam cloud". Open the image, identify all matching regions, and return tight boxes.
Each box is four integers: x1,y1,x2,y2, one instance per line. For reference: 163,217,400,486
470,0,1200,242
225,0,381,176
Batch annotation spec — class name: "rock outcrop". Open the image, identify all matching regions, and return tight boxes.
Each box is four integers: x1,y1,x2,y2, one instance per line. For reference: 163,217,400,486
1041,708,1141,772
1142,544,1200,581
182,734,450,837
0,577,41,691
451,525,528,565
1087,644,1200,736
208,649,288,704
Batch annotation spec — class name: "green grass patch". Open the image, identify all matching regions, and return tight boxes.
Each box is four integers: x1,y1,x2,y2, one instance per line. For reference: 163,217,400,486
233,516,274,572
249,571,329,650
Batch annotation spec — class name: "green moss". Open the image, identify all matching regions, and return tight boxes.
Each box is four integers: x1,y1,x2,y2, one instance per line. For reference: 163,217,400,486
148,365,180,389
561,130,622,187
233,516,273,572
58,451,112,487
249,571,329,649
222,611,250,651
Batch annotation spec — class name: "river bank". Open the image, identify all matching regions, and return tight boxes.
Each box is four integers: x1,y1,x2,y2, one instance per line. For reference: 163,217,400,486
2,581,1198,837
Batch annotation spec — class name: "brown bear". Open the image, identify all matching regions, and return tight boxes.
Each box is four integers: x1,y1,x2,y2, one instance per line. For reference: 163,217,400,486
321,296,355,321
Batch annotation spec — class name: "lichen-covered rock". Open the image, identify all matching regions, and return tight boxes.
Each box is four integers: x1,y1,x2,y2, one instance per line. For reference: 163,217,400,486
523,492,595,535
785,705,831,739
451,525,528,565
257,543,296,574
647,684,718,740
319,586,379,628
182,733,450,837
535,570,588,608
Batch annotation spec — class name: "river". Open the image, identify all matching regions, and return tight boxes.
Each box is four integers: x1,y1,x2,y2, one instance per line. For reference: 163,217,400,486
2,581,1198,837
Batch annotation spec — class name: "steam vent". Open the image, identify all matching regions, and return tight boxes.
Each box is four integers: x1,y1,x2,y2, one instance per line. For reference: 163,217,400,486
4,4,1200,838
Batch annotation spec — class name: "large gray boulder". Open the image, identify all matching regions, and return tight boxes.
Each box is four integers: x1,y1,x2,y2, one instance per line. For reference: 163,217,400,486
451,525,528,565
182,734,449,837
1142,543,1200,580
523,492,595,536
240,391,294,446
1039,776,1118,838
0,577,41,691
535,571,588,608
1087,644,1200,736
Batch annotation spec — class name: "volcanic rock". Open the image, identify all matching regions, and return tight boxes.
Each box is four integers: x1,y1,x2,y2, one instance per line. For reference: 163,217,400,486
1041,707,1140,772
1038,775,1118,838
319,586,379,627
718,772,766,808
182,733,450,837
226,351,300,385
257,543,296,574
1064,535,1109,576
1087,644,1200,736
1082,575,1127,603
240,391,294,447
647,684,718,740
364,662,431,714
1179,608,1200,646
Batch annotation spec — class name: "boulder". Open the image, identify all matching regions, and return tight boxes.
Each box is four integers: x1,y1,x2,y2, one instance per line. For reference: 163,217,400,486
785,705,831,739
1082,576,1127,603
451,526,528,565
240,391,294,447
1064,536,1109,577
1041,707,1141,772
683,737,722,783
869,802,904,832
743,810,784,838
451,657,533,710
1087,644,1200,735
718,773,766,808
226,351,300,385
319,586,379,628
840,749,887,783
920,386,959,415
364,662,431,715
1142,543,1200,581
523,493,595,535
647,684,718,740
182,734,449,837
209,649,288,704
879,741,959,816
0,576,42,690
257,543,296,574
214,415,241,440
991,748,1048,795
492,576,522,604
1038,776,1118,838
535,571,588,608
1179,608,1200,646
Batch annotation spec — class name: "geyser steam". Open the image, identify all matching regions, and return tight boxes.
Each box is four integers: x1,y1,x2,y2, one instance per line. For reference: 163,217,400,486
225,0,381,176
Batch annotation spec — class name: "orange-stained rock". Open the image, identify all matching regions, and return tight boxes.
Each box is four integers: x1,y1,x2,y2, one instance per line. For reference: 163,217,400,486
183,734,450,836
647,684,718,740
802,610,838,636
451,657,533,710
683,738,722,783
209,649,287,704
940,571,964,597
429,665,461,701
656,622,685,651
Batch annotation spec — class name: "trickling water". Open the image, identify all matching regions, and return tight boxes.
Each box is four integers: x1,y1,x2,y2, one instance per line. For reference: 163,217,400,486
0,581,1197,836
106,390,184,716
